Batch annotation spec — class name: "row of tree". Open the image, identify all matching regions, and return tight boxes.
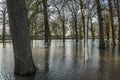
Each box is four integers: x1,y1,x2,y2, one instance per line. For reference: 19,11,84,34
2,0,120,75
26,0,120,48
1,0,120,47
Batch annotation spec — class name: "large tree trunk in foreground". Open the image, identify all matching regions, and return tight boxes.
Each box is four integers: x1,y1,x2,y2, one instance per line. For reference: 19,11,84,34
95,0,105,49
6,0,35,75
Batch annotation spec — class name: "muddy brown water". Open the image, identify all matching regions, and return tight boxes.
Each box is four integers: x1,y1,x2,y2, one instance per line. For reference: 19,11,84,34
0,39,120,80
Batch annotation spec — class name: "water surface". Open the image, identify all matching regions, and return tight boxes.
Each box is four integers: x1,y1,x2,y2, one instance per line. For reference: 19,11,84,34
0,39,120,80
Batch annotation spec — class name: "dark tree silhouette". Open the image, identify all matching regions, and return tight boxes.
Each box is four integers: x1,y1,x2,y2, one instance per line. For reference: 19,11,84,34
95,0,105,49
79,0,85,40
43,0,51,44
2,7,6,47
6,0,35,75
108,0,116,46
116,0,120,46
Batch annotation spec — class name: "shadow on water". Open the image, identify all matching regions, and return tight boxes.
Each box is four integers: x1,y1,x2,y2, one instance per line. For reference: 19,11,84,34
1,40,120,80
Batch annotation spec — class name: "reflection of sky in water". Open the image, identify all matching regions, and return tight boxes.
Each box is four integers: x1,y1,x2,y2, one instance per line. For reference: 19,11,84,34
0,40,120,80
0,44,15,80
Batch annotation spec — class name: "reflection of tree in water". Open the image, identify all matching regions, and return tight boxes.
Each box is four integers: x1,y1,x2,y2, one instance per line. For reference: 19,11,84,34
31,40,120,80
44,48,50,72
34,48,50,80
79,40,83,50
62,43,66,61
72,43,78,64
97,48,115,80
95,46,120,80
96,49,106,80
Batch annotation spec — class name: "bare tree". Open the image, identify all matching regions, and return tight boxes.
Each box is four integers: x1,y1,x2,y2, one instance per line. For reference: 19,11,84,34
51,0,66,42
43,0,51,45
95,0,105,49
0,0,7,47
67,0,79,42
108,0,116,46
2,7,6,47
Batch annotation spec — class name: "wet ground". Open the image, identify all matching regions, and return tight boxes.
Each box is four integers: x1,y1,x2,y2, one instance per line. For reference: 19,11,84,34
0,39,120,80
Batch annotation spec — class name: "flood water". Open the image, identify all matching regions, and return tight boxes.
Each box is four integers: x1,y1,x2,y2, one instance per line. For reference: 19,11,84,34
0,39,120,80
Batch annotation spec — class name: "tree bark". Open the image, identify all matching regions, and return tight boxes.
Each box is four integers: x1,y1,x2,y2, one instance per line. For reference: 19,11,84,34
43,0,51,44
6,0,35,75
90,18,95,41
79,0,85,41
95,0,105,49
2,9,6,47
74,14,78,42
108,0,116,46
116,0,120,46
62,18,65,42
62,9,65,42
105,22,110,41
79,25,82,40
44,49,49,72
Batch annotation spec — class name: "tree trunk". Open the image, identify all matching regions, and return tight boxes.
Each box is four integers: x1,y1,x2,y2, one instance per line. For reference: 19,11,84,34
105,22,110,41
2,10,6,47
95,0,105,49
62,19,65,42
43,0,51,44
103,13,110,41
79,25,82,40
87,17,90,41
79,0,85,41
90,18,95,41
116,0,120,46
62,9,65,42
74,14,78,42
108,0,116,46
6,0,35,75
